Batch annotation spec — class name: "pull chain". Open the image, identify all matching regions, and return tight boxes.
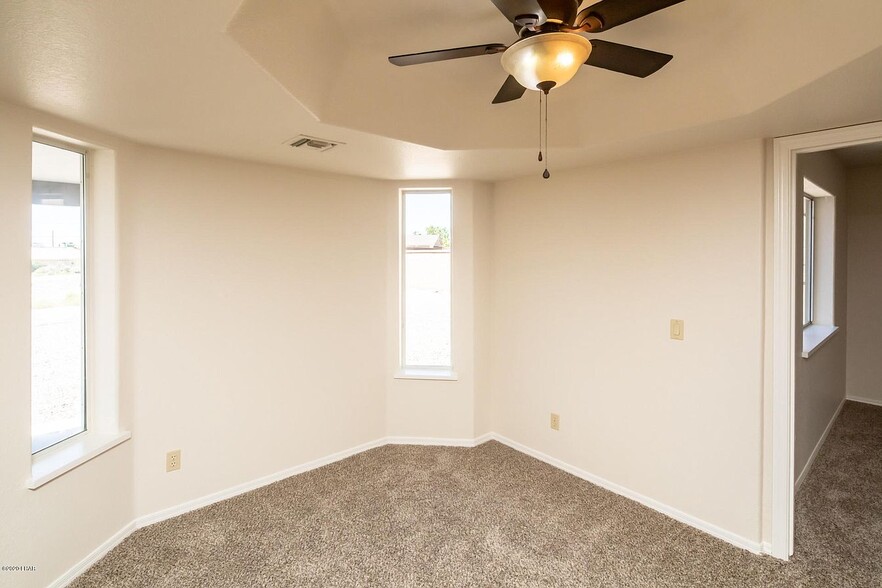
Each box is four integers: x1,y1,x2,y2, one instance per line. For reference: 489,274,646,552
543,89,550,179
538,91,543,163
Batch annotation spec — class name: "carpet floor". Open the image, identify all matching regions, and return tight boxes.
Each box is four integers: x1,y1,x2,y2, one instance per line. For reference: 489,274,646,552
71,401,881,587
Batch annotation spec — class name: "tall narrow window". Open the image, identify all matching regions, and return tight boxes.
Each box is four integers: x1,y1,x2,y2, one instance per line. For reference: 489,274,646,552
802,195,815,327
401,190,452,370
31,140,86,453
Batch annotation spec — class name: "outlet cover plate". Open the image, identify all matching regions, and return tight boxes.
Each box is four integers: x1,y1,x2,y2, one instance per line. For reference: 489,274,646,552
166,450,181,472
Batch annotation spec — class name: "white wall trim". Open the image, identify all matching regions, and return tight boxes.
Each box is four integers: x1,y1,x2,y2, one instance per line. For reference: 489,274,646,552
489,434,763,555
47,522,136,588
473,432,494,445
135,437,388,528
51,437,390,587
795,396,846,492
770,130,798,561
386,435,480,447
770,120,882,561
385,433,495,447
846,395,882,407
51,429,760,587
800,324,839,359
29,431,131,489
51,434,497,587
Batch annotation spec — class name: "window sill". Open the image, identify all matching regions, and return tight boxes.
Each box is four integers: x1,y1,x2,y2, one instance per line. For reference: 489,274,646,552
394,368,459,381
29,430,131,489
802,324,839,359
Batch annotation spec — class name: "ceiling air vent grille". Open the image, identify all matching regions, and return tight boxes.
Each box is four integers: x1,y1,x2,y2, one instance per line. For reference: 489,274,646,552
286,135,344,153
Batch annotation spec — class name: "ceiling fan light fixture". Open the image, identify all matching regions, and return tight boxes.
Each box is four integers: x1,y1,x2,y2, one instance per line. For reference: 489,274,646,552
501,32,592,91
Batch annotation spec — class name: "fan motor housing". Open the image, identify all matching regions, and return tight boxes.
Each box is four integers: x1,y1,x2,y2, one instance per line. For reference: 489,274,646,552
513,13,540,27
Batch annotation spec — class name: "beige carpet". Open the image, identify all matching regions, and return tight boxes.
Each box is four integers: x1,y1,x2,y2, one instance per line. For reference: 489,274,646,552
71,401,881,587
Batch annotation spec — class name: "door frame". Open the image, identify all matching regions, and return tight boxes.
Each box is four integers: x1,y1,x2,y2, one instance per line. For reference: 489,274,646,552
769,120,882,560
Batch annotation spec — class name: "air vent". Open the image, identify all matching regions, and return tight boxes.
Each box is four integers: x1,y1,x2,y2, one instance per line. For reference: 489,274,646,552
286,134,344,153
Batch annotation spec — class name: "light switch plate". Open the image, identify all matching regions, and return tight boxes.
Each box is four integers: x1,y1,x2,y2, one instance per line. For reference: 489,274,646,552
670,319,684,340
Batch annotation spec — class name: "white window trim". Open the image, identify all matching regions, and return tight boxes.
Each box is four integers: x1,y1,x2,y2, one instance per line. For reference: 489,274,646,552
30,131,127,488
800,182,838,359
398,188,456,381
29,430,130,489
394,367,459,381
801,324,839,359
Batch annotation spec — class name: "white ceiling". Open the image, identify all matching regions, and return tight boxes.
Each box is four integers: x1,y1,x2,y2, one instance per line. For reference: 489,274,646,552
1,0,882,181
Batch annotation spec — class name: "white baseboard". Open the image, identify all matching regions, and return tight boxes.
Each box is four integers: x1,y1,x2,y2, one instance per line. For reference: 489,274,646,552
140,434,496,531
51,430,762,587
135,437,388,528
490,433,764,555
385,432,495,447
53,435,485,587
795,396,846,492
473,432,494,446
386,436,479,447
846,395,882,408
47,521,135,588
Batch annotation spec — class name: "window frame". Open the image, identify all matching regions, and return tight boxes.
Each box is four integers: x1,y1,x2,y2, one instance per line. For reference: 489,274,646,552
398,188,456,379
800,179,839,360
31,136,89,454
28,131,130,489
802,194,815,328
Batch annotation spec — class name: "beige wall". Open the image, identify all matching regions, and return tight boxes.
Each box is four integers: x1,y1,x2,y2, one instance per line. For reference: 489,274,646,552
473,183,494,437
2,98,810,582
0,100,395,585
124,145,390,518
0,101,135,588
489,140,767,544
793,151,848,483
846,163,882,405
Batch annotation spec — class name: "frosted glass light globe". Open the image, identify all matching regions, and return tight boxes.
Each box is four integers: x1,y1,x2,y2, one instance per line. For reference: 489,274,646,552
501,33,592,91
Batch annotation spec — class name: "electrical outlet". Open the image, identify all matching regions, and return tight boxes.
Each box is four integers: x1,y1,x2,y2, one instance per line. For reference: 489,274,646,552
550,413,560,431
166,450,181,472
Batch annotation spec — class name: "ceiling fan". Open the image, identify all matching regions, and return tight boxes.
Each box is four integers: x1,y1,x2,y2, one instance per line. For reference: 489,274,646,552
388,0,684,103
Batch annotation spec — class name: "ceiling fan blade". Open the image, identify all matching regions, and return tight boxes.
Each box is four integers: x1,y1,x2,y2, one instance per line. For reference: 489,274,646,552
389,43,507,66
492,75,527,104
585,40,672,77
490,0,547,25
578,0,684,32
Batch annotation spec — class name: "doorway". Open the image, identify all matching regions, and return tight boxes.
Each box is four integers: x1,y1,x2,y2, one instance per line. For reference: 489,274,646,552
769,120,882,560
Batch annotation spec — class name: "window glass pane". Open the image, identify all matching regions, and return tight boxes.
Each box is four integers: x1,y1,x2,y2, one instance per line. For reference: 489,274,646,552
802,196,814,327
403,191,451,367
31,141,86,453
802,197,808,325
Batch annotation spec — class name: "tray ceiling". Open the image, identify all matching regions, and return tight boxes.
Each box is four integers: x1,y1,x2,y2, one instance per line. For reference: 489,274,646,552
1,1,881,179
